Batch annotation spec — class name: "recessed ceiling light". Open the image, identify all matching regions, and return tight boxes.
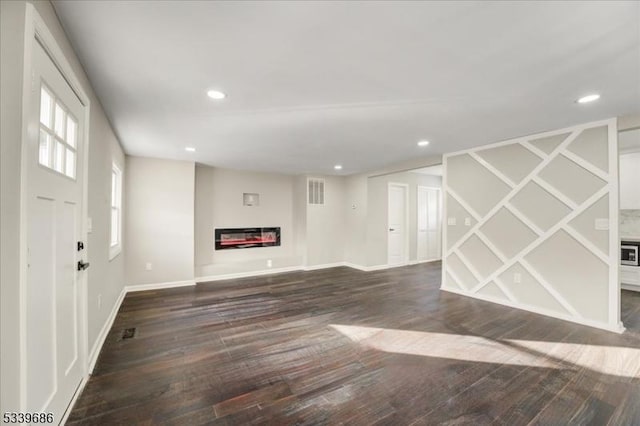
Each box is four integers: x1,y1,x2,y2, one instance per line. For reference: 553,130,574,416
417,140,430,147
576,94,600,104
334,164,343,170
185,147,196,152
207,90,226,100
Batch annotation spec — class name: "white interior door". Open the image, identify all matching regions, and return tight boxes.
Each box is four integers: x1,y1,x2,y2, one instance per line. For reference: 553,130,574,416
417,186,442,261
388,184,408,265
26,40,86,422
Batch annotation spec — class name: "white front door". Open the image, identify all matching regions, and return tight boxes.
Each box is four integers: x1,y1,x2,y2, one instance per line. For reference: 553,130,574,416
417,186,442,261
25,40,86,423
388,184,408,265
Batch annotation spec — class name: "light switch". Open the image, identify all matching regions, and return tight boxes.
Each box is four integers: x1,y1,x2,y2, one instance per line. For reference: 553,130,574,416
145,262,153,271
464,217,471,226
594,218,609,231
87,217,93,233
448,217,457,226
514,273,522,284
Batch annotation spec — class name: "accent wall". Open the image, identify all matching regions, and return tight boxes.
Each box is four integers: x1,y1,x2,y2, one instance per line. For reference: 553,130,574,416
442,119,621,332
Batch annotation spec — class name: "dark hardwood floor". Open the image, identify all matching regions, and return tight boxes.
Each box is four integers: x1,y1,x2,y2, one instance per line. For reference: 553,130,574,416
68,263,640,425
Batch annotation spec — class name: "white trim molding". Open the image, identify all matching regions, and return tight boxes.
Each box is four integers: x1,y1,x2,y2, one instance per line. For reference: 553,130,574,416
126,279,196,292
442,118,622,333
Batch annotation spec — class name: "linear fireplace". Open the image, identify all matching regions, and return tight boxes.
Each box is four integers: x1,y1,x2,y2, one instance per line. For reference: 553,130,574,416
215,227,281,250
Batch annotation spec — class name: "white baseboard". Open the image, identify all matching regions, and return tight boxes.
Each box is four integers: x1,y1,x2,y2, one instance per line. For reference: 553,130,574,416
440,286,626,334
126,279,196,292
60,374,89,426
343,262,369,271
342,262,387,271
303,262,346,271
196,266,301,283
87,287,126,373
409,258,441,265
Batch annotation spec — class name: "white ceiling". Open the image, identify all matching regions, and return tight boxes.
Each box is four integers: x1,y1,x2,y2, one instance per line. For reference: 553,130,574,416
53,1,640,175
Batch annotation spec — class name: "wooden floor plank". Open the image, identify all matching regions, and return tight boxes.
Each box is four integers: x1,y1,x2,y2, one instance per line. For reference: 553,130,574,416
67,263,640,425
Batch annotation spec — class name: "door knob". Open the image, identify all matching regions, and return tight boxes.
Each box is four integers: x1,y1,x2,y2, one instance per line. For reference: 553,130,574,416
77,260,90,271
389,228,395,231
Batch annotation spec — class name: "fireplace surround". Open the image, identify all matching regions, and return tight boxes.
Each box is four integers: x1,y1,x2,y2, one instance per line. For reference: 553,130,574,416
215,227,281,250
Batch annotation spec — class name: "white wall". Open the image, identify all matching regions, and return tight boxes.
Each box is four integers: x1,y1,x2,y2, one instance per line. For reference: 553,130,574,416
194,165,300,277
293,175,308,264
306,175,346,266
1,0,126,413
0,0,27,413
442,119,620,332
125,157,194,285
344,174,368,266
620,151,640,210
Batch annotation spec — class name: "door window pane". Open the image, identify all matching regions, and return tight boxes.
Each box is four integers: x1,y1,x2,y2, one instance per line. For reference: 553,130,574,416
54,141,65,173
40,87,53,128
66,116,77,148
39,129,52,167
38,82,79,179
65,148,76,179
54,102,66,139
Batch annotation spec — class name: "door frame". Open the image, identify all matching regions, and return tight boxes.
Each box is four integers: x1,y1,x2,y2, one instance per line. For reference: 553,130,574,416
387,182,410,266
19,3,91,416
416,185,443,262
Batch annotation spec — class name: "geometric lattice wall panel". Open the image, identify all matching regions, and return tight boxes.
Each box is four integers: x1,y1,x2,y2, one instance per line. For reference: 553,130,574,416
528,132,571,155
458,235,502,279
475,143,542,184
446,253,478,291
538,155,607,205
446,193,477,250
446,154,511,216
443,118,620,332
498,263,570,316
445,271,465,292
510,181,572,232
525,230,609,323
567,126,609,173
476,281,509,302
568,194,609,254
480,207,538,258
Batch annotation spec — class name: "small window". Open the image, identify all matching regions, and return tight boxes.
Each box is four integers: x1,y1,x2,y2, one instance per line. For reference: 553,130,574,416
38,84,77,179
110,163,123,260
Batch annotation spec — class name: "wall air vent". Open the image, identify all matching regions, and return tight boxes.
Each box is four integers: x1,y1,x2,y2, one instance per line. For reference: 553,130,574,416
308,178,325,205
122,327,136,340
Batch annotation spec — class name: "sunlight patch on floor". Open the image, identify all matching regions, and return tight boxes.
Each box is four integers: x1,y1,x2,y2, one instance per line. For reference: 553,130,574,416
330,324,640,378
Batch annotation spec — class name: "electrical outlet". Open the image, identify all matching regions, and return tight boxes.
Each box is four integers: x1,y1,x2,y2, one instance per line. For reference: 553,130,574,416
464,217,471,226
447,217,457,226
514,273,522,284
145,262,153,271
267,259,273,268
98,294,102,309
